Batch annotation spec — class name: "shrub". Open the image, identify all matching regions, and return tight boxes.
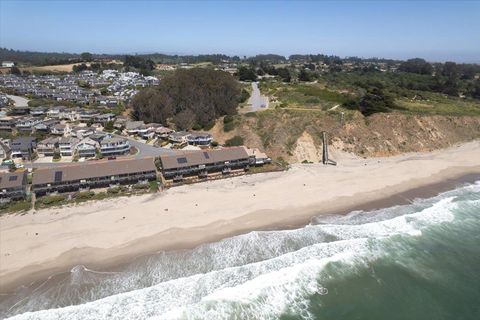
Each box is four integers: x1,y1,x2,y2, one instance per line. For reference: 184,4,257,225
40,195,66,206
211,141,219,147
225,135,244,147
223,121,236,132
192,123,202,131
75,191,95,201
223,115,234,124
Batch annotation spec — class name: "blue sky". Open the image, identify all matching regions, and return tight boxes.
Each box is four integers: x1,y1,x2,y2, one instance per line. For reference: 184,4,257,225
1,0,479,62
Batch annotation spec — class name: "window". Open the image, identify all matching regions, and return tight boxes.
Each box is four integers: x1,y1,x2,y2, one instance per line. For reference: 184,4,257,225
177,157,188,164
54,171,63,182
9,176,17,181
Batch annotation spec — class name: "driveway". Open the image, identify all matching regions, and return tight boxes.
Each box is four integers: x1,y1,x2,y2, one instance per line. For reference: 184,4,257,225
247,82,268,112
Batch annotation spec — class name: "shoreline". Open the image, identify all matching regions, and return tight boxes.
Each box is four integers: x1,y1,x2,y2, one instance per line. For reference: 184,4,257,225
1,142,480,293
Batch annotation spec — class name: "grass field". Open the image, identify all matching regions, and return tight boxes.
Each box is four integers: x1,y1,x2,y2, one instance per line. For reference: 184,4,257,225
260,81,353,110
395,92,480,116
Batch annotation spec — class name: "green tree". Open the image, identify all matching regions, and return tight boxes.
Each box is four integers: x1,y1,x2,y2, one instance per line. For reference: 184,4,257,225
80,52,93,62
131,68,240,129
225,135,244,146
237,66,257,81
399,58,433,75
298,68,313,82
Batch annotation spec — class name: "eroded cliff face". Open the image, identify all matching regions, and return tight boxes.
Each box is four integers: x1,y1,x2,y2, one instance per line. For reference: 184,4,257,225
210,110,480,163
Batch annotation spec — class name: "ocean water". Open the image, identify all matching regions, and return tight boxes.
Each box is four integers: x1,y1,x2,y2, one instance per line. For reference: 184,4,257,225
1,181,480,320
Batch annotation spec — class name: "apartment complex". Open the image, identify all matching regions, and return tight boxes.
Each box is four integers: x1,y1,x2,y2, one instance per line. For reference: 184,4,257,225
32,158,157,195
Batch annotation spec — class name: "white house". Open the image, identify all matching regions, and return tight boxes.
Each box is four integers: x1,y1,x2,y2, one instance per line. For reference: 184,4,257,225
100,137,130,156
58,137,80,156
75,138,99,158
2,61,14,68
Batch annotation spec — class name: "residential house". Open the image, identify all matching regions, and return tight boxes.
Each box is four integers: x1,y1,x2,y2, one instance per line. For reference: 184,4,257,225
0,170,28,200
113,117,128,130
12,106,30,115
46,107,64,119
100,137,130,156
31,158,157,195
34,119,59,133
0,141,11,160
79,110,100,122
61,108,80,122
50,123,70,136
158,147,251,181
137,124,155,139
75,138,99,158
70,126,95,139
155,126,174,139
187,132,213,146
94,113,116,124
245,148,272,165
2,61,15,68
37,137,59,157
58,137,80,156
90,132,109,143
10,137,36,160
30,107,47,117
125,121,145,135
0,117,15,131
169,131,191,145
15,117,41,133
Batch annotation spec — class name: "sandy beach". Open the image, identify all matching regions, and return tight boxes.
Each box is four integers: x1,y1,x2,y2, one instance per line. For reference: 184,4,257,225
1,141,480,293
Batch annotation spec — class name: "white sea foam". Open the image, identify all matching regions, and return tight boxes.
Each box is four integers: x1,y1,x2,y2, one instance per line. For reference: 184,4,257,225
6,193,465,320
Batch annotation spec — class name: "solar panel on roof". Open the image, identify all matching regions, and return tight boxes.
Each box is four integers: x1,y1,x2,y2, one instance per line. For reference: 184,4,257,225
177,157,188,164
9,176,17,181
54,171,63,182
203,152,210,159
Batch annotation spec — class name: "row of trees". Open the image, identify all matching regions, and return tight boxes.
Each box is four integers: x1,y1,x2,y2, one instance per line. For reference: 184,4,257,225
131,68,241,130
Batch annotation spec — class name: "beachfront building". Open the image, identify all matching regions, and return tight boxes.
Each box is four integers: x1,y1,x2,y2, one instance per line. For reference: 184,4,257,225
75,138,99,158
100,137,130,156
31,158,157,195
0,170,28,200
158,146,252,181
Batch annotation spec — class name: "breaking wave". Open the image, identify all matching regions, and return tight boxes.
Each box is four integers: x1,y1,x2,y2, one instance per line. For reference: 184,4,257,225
2,181,480,320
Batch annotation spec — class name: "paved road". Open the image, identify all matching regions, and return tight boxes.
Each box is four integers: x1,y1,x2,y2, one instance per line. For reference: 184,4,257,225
7,94,30,107
114,134,177,158
247,82,268,112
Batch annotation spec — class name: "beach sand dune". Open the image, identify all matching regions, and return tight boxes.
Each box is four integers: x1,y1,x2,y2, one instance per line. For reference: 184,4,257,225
1,141,479,291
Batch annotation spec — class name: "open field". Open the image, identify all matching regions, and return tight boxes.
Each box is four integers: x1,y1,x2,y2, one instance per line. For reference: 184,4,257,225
395,93,480,116
260,81,351,110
